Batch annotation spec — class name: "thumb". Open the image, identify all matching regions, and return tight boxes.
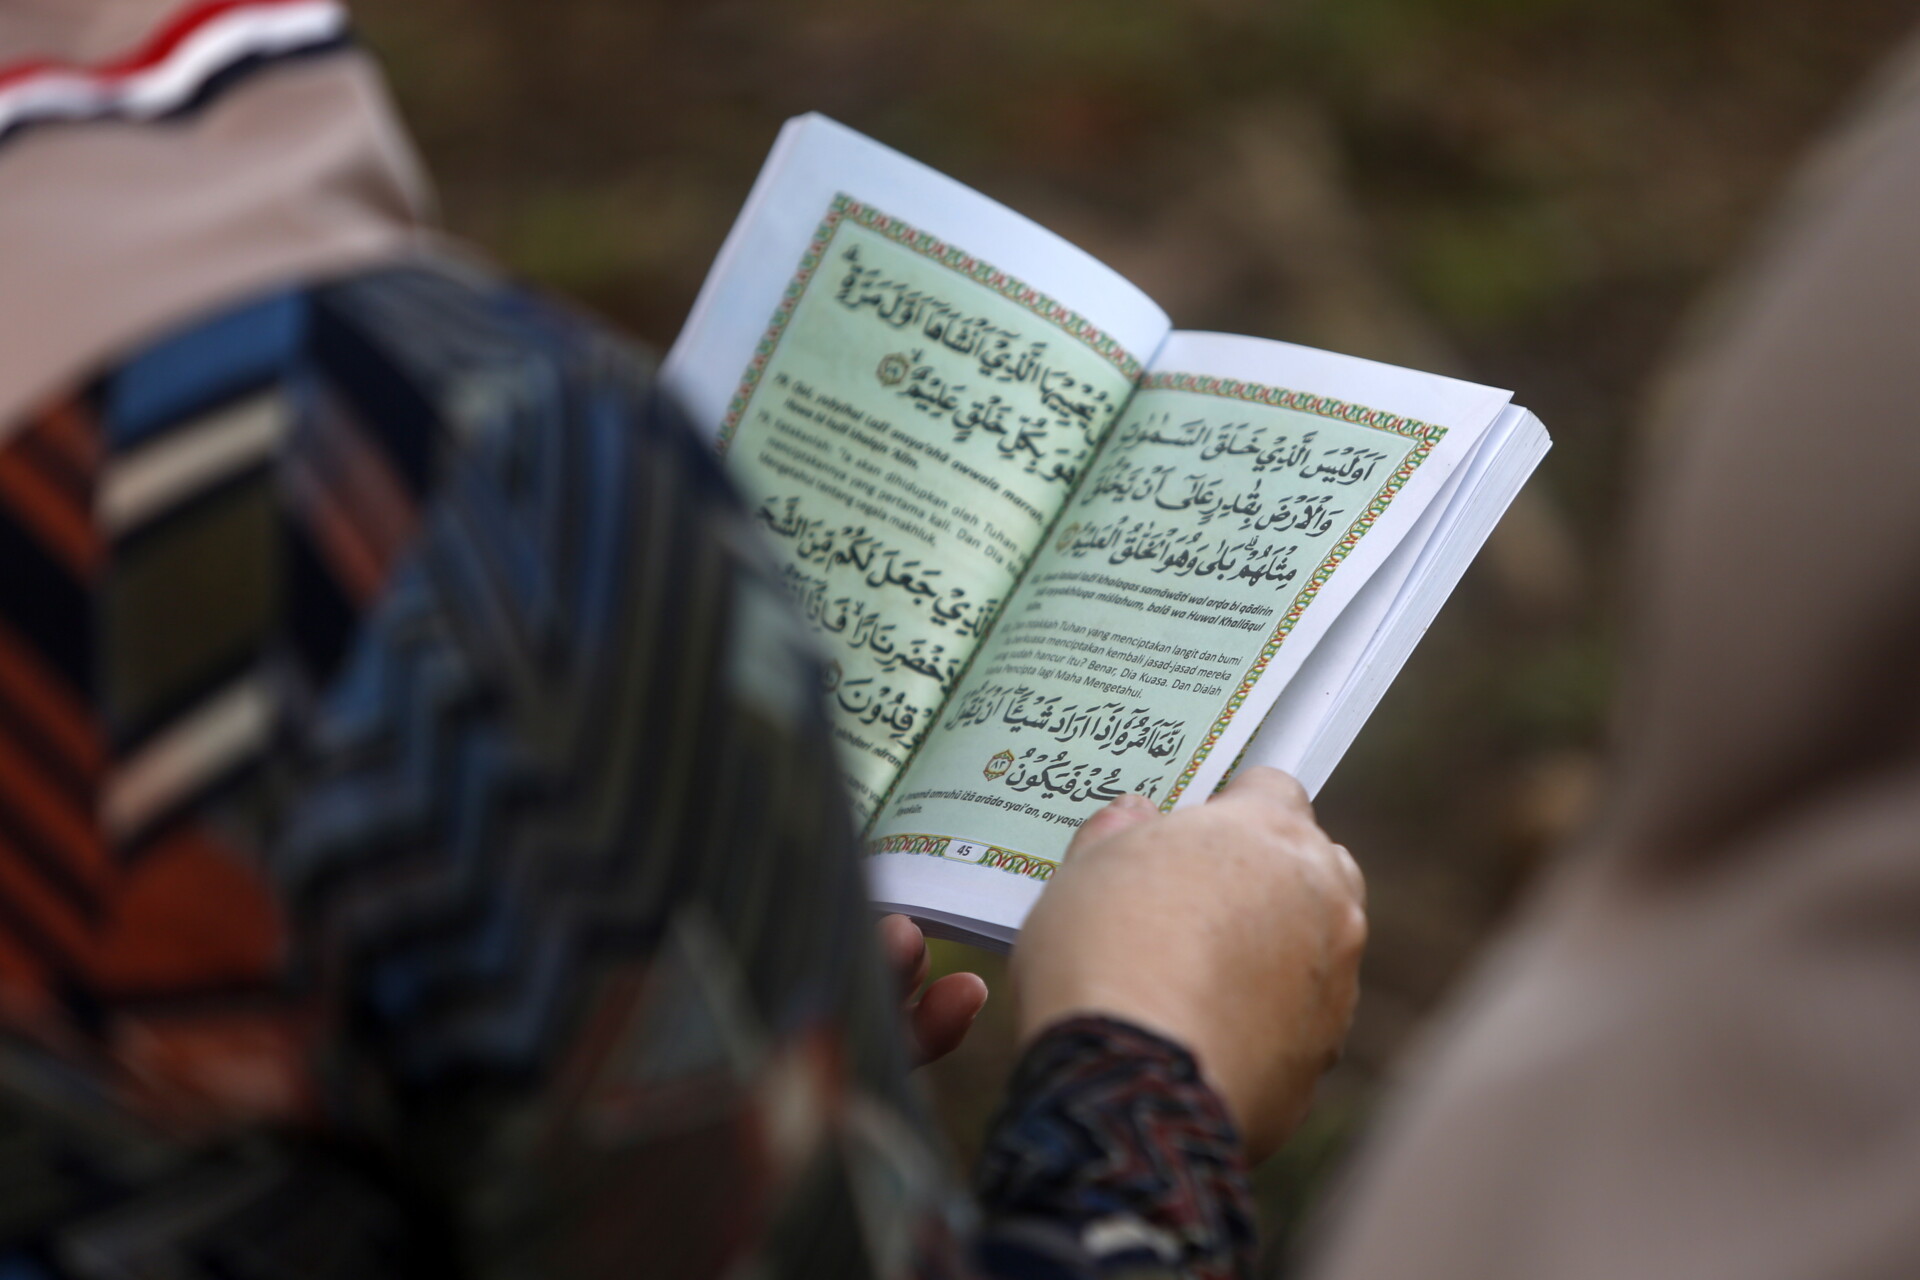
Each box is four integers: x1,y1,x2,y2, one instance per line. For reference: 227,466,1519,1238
1065,792,1159,860
1212,764,1312,816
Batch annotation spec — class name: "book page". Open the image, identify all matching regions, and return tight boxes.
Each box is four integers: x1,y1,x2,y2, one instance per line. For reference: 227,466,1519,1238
1233,419,1483,783
867,331,1509,934
1243,406,1549,794
665,116,1170,820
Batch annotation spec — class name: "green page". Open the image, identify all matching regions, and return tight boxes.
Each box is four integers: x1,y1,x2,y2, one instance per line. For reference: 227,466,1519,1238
868,375,1442,878
716,195,1142,819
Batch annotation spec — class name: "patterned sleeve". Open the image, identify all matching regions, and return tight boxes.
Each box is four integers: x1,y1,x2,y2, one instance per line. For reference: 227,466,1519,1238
974,1016,1257,1280
0,258,1264,1280
0,260,960,1280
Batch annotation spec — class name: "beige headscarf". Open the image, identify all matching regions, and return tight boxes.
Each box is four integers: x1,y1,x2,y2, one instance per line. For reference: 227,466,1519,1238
1310,27,1920,1280
0,0,431,439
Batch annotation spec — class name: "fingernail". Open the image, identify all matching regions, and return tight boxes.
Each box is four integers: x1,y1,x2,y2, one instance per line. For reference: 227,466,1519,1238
1112,793,1156,812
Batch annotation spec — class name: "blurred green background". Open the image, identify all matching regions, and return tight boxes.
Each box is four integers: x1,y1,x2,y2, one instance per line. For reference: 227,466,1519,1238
357,0,1918,1269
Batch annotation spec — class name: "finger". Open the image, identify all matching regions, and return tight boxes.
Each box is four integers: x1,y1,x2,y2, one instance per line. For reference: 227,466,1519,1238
1213,765,1312,816
911,971,989,1065
1065,792,1159,861
1331,842,1366,908
878,913,930,995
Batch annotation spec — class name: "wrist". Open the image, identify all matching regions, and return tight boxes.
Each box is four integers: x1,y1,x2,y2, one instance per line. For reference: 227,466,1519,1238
1019,989,1243,1113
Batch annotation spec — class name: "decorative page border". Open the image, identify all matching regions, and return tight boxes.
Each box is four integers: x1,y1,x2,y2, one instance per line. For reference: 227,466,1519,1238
714,193,1144,456
866,831,1058,883
1145,371,1448,807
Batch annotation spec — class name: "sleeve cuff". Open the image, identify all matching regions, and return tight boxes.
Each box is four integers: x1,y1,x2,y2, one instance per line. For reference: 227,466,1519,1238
973,1015,1255,1279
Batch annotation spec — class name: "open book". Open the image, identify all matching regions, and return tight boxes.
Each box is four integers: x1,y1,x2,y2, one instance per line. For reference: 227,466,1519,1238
664,115,1548,949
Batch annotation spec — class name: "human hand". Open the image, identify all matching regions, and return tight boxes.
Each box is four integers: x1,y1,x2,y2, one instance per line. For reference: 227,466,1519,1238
879,913,989,1066
1009,767,1365,1160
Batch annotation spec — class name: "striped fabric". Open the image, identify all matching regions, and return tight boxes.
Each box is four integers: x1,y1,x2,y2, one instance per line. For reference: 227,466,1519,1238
0,262,1251,1279
0,283,416,1106
0,262,955,1279
0,1,350,149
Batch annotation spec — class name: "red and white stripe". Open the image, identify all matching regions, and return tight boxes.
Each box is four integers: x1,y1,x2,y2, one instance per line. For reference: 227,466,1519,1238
0,0,347,141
